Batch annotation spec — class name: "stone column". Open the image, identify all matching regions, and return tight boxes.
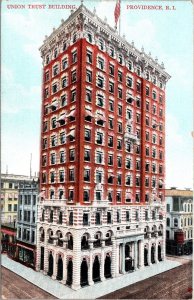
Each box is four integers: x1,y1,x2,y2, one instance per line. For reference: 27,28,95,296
36,227,41,271
88,244,94,286
138,240,144,269
52,252,57,280
161,243,165,261
111,237,117,278
115,243,120,276
100,241,105,281
121,243,125,274
134,241,138,270
43,231,49,275
148,240,152,266
72,232,81,290
155,241,159,263
61,255,67,284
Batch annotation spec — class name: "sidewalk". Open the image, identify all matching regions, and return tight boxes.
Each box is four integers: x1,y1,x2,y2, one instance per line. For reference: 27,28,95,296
2,255,181,299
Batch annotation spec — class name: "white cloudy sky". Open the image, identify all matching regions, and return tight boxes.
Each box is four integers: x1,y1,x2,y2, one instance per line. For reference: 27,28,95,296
1,0,193,189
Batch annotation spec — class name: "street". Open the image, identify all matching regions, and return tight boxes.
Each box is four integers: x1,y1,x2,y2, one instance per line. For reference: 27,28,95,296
1,258,192,299
99,258,192,299
2,267,56,299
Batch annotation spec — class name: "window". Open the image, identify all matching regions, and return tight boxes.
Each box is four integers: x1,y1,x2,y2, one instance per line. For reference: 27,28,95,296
72,50,77,63
62,57,68,70
97,57,104,70
136,177,140,187
159,95,163,104
110,46,115,57
83,213,89,225
108,154,113,166
117,174,121,185
108,118,114,129
136,82,141,92
118,71,123,83
51,153,56,165
126,158,131,169
117,139,122,150
117,211,120,222
84,169,90,182
83,190,89,202
86,70,92,83
8,204,12,211
109,82,114,93
99,38,104,51
14,204,17,212
109,100,114,111
108,136,113,147
117,156,122,167
166,218,170,227
60,151,65,163
61,94,67,107
96,191,102,201
44,88,49,98
84,149,90,162
97,75,104,88
86,89,92,102
51,117,57,129
95,212,101,225
85,129,91,141
118,88,123,99
96,132,103,145
174,218,178,227
69,169,75,181
107,212,112,224
69,149,75,161
52,83,58,94
87,33,92,43
146,86,150,96
59,170,64,182
118,105,122,116
45,71,49,82
145,177,149,187
146,147,149,156
126,175,131,186
71,89,76,102
86,50,92,64
126,76,133,88
109,64,114,76
53,64,59,76
146,101,149,111
96,151,103,164
107,191,113,202
69,212,73,225
69,190,74,202
97,94,104,107
60,132,66,144
146,116,150,126
145,163,149,172
71,70,77,83
126,211,130,222
118,54,123,64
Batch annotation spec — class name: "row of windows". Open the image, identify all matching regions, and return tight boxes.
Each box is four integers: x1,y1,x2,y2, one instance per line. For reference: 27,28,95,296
41,188,163,203
42,149,164,167
18,228,35,243
18,210,36,223
8,204,17,212
167,217,193,227
19,194,37,206
41,208,158,226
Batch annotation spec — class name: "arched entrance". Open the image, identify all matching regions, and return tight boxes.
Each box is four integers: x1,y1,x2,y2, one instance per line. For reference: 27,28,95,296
104,255,111,278
158,245,162,261
56,256,63,281
66,260,73,286
80,259,88,286
151,246,155,264
47,252,53,276
93,256,100,282
144,248,148,266
40,247,44,270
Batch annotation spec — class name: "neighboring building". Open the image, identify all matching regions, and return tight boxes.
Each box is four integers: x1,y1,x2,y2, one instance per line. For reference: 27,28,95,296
1,174,33,223
16,179,39,269
37,4,170,290
166,188,193,255
1,223,17,259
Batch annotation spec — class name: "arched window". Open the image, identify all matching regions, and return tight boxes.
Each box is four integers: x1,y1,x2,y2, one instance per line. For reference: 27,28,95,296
49,210,53,223
174,218,178,227
184,218,187,226
166,218,170,227
69,212,73,225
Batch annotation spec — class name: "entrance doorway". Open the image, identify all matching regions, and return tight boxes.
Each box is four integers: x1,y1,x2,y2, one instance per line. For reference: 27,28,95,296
80,259,88,286
93,256,100,282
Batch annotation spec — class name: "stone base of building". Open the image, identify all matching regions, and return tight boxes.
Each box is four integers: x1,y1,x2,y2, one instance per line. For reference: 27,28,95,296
2,254,181,299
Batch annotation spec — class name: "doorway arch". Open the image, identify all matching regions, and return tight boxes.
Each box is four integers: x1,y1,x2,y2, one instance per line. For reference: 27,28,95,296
80,259,88,286
66,259,73,286
104,255,111,278
144,248,148,266
47,252,53,276
151,245,155,264
93,256,100,282
56,256,63,281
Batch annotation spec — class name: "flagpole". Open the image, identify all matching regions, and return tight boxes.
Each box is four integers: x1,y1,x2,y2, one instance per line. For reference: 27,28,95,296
119,0,121,36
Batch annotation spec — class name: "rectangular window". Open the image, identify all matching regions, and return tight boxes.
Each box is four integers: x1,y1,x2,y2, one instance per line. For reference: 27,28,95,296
86,70,92,83
84,169,90,182
97,94,104,107
109,64,114,76
97,75,104,88
72,51,77,63
69,169,75,181
108,136,113,147
108,154,113,166
69,149,75,161
118,70,123,82
86,89,92,102
109,100,114,111
84,149,90,162
86,50,92,64
60,151,65,163
97,57,104,70
85,129,91,142
71,70,77,83
71,89,76,102
109,82,114,93
146,86,150,96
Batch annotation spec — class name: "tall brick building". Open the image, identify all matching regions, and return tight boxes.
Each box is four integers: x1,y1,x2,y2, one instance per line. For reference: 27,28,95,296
36,3,170,290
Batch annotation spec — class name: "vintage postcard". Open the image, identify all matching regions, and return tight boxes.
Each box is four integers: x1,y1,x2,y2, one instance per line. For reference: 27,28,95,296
1,0,193,299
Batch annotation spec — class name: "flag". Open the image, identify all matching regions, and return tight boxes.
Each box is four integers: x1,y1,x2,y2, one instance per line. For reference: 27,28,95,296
114,0,121,27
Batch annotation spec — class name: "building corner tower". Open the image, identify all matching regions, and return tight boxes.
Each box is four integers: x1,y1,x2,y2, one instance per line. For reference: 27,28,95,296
36,3,170,290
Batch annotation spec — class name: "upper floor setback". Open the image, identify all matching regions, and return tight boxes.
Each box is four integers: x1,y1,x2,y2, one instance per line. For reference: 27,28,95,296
39,4,170,87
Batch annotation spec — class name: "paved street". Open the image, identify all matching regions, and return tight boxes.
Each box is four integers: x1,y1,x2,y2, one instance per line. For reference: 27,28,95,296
2,267,56,299
99,259,192,299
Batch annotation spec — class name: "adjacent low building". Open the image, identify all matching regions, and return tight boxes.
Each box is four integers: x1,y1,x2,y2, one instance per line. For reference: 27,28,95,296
17,179,39,268
166,188,193,255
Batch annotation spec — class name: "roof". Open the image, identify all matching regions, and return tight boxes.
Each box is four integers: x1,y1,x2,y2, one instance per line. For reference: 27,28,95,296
165,189,193,197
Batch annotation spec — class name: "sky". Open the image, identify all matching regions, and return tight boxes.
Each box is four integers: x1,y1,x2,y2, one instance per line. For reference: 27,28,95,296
1,0,193,189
